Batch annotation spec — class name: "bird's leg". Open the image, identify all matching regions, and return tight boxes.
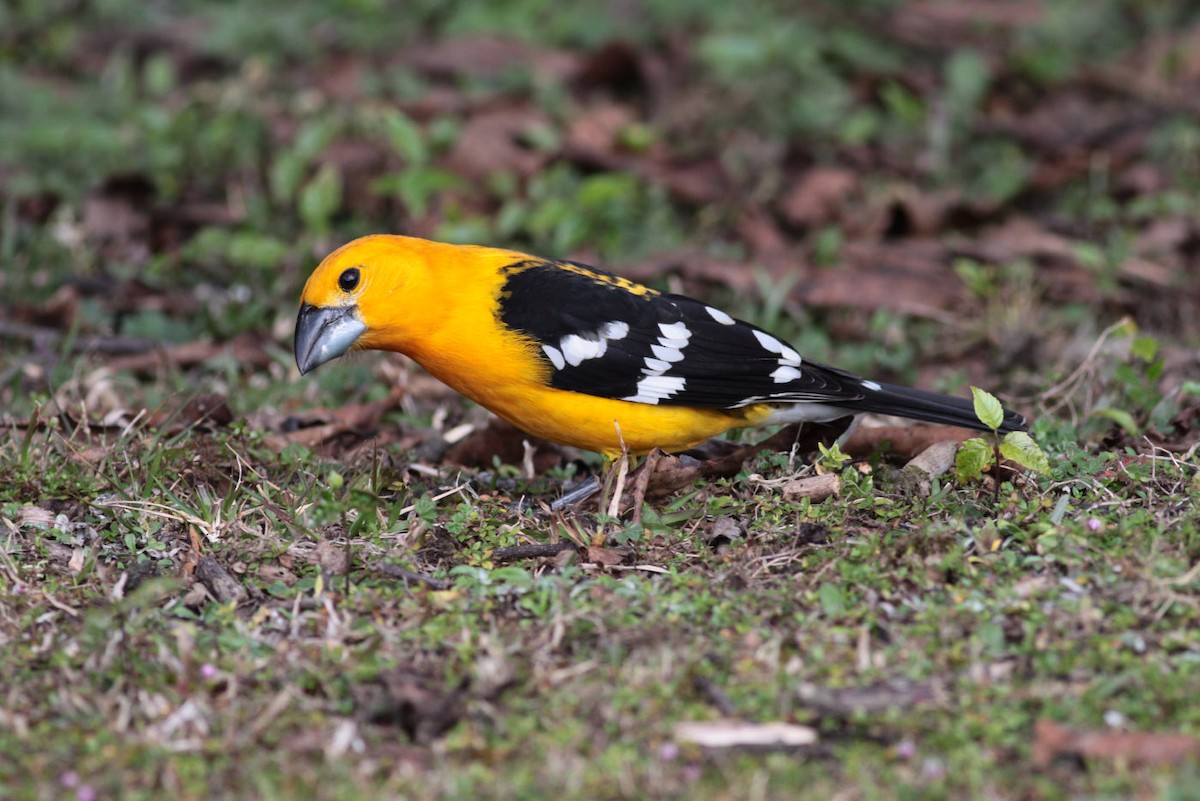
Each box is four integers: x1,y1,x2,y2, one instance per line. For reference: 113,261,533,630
627,447,663,527
593,448,632,546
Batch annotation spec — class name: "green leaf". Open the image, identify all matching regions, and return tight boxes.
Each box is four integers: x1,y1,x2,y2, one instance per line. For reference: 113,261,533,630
381,109,427,164
970,386,1005,430
299,163,343,233
817,582,846,617
955,437,993,483
999,431,1051,475
1131,335,1159,363
1090,407,1138,435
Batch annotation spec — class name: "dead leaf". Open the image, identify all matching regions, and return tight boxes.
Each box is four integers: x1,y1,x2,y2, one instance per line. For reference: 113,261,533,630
903,440,961,477
106,332,272,375
194,557,248,605
778,166,858,229
444,417,563,471
707,516,745,547
1033,719,1200,769
258,564,299,587
895,439,963,495
800,239,965,316
315,540,351,577
403,34,576,83
441,107,553,182
781,474,840,502
844,424,973,461
68,547,86,574
563,102,637,159
583,546,632,567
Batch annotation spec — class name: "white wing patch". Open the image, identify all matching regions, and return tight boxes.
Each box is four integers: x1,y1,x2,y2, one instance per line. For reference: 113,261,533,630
861,380,881,392
651,344,686,362
560,333,607,366
753,330,785,354
599,321,630,340
551,320,631,369
622,319,694,404
542,344,566,370
625,375,687,404
771,365,804,383
706,306,735,325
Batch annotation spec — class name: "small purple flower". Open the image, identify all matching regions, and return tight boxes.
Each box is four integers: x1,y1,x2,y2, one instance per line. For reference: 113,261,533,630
200,663,218,680
61,772,79,788
658,742,679,761
1086,518,1103,532
895,738,917,760
77,786,97,801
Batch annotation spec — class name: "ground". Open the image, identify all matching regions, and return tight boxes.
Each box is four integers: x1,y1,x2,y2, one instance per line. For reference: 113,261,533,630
2,1,1200,799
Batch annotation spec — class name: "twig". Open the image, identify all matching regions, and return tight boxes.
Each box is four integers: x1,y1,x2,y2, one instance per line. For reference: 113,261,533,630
372,563,451,590
693,675,738,717
492,543,577,563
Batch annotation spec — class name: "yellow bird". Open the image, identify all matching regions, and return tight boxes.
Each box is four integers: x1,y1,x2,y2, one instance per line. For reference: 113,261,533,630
295,235,1024,457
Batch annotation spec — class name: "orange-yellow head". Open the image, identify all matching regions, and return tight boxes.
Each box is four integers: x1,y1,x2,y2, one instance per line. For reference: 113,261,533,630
294,235,444,374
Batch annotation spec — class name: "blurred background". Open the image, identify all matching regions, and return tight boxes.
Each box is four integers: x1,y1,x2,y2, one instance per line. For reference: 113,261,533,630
5,4,1200,797
2,0,1198,436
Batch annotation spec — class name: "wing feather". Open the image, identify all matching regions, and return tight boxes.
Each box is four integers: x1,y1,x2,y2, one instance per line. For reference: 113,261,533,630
497,258,866,409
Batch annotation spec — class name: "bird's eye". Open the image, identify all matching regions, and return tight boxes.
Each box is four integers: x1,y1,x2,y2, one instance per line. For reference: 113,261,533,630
338,267,360,293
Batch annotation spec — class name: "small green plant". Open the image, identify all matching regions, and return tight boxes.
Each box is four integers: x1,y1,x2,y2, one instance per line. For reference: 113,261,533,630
955,386,1050,488
815,441,851,474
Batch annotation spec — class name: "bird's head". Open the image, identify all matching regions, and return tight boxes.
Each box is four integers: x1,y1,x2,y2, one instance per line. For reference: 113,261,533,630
294,235,434,374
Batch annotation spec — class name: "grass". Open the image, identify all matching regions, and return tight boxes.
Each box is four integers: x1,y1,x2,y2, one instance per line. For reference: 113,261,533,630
3,1,1200,799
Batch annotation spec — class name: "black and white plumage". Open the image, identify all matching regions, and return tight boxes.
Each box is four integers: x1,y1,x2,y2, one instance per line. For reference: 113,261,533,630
497,258,1026,434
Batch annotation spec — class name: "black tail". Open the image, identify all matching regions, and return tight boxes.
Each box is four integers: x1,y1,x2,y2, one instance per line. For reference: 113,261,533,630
847,381,1026,434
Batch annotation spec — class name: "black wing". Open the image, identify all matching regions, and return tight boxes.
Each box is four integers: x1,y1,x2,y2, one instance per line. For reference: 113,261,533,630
496,257,1027,433
496,258,868,409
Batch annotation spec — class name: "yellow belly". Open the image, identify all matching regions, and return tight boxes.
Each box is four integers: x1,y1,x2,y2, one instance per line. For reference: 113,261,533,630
453,377,766,456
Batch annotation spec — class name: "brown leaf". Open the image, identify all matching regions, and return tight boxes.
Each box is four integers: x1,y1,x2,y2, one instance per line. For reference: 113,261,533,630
583,546,632,567
845,425,973,461
106,332,272,375
778,166,858,229
1033,719,1200,769
651,158,727,206
441,107,552,182
444,417,563,472
403,35,576,83
563,103,636,158
889,1,1045,49
14,285,80,331
315,540,351,577
800,239,965,316
194,557,248,605
780,474,840,502
147,393,234,432
83,175,153,247
257,564,298,587
894,439,963,496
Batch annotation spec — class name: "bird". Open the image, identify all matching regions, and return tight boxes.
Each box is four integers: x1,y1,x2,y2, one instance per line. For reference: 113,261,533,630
294,235,1025,458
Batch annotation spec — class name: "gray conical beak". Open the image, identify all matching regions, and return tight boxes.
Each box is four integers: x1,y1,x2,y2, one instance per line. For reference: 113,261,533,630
294,303,367,375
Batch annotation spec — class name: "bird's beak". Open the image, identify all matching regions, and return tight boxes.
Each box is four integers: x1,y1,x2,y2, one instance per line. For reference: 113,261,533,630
294,303,367,375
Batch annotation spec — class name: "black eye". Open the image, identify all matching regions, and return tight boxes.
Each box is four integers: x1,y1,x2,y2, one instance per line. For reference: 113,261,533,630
338,267,360,292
